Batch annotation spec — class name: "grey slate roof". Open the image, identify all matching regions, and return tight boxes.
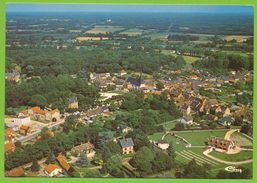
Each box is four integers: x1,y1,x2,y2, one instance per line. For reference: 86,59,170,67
119,138,134,148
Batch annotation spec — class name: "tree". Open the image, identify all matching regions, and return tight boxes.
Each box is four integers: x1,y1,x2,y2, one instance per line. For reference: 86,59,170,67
76,152,90,167
104,155,125,177
183,159,210,178
152,151,172,173
132,146,155,176
14,140,22,148
29,94,47,107
156,81,164,90
31,159,40,172
63,115,77,134
105,141,121,155
45,151,56,164
167,142,176,162
174,123,185,131
240,123,252,135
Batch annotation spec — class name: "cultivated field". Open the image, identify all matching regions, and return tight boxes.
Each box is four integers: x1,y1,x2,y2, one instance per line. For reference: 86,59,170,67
119,28,145,36
86,25,124,34
223,35,252,42
76,36,108,42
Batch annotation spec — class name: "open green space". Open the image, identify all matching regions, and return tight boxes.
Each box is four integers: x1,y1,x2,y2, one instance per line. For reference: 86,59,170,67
175,130,228,146
86,25,124,34
183,55,201,64
231,132,253,147
209,150,252,162
119,28,145,36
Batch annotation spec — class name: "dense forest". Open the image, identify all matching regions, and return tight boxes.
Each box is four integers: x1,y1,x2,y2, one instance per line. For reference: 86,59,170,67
6,48,186,76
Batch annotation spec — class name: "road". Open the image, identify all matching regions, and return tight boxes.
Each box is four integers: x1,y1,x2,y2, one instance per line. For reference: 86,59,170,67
17,120,64,143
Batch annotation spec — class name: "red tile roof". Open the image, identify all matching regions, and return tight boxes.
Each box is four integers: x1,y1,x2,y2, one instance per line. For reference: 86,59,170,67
44,164,61,173
7,167,24,177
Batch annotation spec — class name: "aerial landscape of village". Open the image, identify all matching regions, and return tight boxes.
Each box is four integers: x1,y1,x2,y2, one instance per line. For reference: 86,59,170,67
4,4,253,179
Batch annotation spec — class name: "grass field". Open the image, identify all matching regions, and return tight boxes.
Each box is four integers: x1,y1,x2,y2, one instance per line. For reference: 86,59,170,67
183,55,201,64
175,130,228,146
209,150,252,162
163,121,177,130
119,28,144,36
161,50,200,64
221,50,249,57
231,132,253,147
86,25,124,34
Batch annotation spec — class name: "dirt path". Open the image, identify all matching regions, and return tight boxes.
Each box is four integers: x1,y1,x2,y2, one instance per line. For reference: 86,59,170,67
224,129,239,140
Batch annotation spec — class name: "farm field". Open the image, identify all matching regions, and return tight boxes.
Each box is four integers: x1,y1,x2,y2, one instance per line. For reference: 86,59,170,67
161,50,200,64
119,28,145,36
86,25,124,34
76,36,108,41
223,35,252,42
221,50,250,57
209,150,253,162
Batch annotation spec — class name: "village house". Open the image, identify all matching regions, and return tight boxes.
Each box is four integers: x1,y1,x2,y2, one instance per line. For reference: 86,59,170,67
118,137,134,154
85,106,109,118
7,167,24,177
5,70,20,82
19,125,30,135
119,69,127,76
117,124,133,134
5,142,15,154
14,116,30,125
56,154,72,173
68,97,79,109
208,137,235,151
19,107,60,122
219,116,234,126
5,128,15,142
71,142,96,158
156,140,170,150
44,164,63,177
123,77,144,90
180,115,193,125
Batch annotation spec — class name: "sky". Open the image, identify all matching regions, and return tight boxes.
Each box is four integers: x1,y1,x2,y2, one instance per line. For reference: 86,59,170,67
6,4,253,14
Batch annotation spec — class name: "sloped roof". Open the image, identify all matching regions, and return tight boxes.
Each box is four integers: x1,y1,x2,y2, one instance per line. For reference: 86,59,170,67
119,137,134,148
44,164,61,173
20,125,30,131
127,77,144,87
5,142,15,153
7,167,24,177
56,154,71,171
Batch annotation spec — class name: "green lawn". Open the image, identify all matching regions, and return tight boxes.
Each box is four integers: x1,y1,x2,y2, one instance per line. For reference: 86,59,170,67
176,130,228,146
209,150,252,162
231,132,253,147
119,28,144,36
148,132,164,141
183,55,201,64
163,121,177,130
